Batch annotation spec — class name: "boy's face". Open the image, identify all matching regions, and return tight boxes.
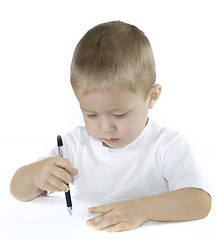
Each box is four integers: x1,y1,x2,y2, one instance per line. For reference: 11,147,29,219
75,88,157,149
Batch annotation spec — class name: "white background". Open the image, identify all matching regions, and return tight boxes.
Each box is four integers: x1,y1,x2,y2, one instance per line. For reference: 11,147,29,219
0,0,214,196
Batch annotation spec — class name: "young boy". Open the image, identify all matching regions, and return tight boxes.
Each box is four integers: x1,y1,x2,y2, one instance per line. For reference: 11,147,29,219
10,21,211,232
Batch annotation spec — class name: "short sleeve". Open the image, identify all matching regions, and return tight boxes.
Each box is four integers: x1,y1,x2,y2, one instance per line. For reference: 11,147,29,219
162,135,210,195
37,146,59,162
37,127,84,167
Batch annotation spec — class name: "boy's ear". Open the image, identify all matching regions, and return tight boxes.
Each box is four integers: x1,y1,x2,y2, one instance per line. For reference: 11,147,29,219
148,84,162,109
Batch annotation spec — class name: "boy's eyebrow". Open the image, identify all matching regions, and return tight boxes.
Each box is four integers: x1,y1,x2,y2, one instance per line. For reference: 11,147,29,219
80,106,132,113
80,107,95,112
80,106,99,113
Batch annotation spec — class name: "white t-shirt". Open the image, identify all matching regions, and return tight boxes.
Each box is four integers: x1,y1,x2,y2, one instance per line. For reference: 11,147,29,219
39,119,209,210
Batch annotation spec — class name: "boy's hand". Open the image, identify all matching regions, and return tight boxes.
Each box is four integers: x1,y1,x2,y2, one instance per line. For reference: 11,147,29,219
32,157,78,193
87,199,148,232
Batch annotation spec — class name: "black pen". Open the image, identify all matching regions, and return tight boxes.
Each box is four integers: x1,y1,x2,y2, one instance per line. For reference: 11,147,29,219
57,135,73,216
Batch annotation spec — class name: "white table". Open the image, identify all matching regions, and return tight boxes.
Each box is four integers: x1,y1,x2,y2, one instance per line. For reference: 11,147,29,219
1,191,214,240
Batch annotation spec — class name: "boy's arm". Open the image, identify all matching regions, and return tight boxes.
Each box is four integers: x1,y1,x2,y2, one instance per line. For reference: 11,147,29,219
87,188,211,232
10,162,45,201
10,157,78,202
140,187,211,221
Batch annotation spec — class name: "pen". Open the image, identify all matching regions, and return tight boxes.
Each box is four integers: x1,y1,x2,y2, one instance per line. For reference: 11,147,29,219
57,135,73,216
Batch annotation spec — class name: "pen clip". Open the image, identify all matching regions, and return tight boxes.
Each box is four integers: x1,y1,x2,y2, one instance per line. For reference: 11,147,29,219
58,146,63,157
57,135,64,157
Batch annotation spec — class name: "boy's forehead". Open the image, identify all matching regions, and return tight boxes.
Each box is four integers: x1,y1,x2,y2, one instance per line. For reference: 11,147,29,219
75,88,144,112
79,96,130,112
80,105,128,113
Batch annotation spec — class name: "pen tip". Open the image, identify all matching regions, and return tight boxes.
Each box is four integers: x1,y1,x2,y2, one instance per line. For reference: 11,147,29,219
57,135,63,146
68,207,73,216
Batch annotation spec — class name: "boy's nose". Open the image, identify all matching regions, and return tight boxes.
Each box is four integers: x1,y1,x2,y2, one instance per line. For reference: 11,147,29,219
99,117,115,133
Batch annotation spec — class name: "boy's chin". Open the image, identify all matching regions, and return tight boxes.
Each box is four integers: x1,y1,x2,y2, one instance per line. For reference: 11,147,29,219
102,140,128,149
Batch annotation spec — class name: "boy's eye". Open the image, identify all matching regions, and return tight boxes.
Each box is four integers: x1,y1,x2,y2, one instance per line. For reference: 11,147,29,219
87,114,97,118
113,113,127,119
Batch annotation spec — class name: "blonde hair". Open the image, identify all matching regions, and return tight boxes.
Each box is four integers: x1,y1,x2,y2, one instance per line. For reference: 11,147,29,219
70,21,156,99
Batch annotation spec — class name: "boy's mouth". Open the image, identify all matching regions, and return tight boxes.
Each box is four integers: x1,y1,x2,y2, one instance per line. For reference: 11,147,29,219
102,138,119,143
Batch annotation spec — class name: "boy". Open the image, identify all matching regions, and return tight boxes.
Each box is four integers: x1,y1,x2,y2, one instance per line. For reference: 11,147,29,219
10,21,211,232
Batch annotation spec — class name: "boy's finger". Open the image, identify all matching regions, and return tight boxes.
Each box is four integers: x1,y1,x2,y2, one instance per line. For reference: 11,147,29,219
107,222,129,232
89,204,113,214
44,181,63,193
51,166,71,184
47,175,69,192
71,168,79,176
55,157,78,175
